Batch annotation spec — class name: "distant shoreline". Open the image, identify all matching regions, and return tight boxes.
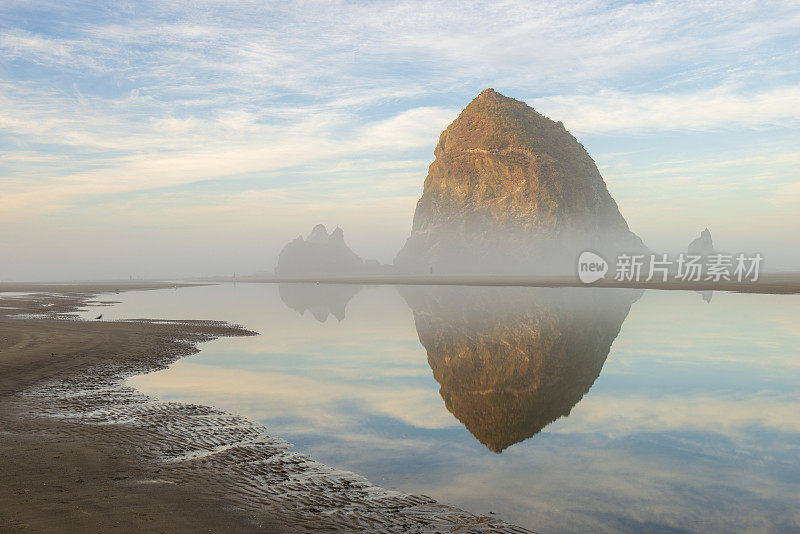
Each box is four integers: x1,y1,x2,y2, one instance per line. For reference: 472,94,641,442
226,273,800,295
2,273,798,295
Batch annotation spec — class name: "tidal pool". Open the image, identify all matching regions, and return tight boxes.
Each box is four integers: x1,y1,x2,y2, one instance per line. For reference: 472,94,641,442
79,283,800,533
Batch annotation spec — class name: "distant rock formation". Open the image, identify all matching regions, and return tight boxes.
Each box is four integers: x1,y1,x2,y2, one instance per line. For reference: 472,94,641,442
394,88,646,274
275,224,393,277
275,224,364,277
278,283,360,322
399,285,640,452
688,228,715,256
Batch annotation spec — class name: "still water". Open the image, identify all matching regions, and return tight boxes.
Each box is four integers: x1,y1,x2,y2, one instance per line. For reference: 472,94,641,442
79,283,800,533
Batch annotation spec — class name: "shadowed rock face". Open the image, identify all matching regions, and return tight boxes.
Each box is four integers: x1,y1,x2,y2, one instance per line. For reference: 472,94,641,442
278,283,360,322
400,286,640,452
395,88,646,274
275,224,364,277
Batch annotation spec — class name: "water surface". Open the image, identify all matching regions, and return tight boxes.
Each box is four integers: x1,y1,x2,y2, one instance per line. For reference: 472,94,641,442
79,283,800,533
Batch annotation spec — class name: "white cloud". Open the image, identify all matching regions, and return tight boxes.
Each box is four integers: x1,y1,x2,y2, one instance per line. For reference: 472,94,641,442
0,106,449,217
2,0,800,278
532,85,800,133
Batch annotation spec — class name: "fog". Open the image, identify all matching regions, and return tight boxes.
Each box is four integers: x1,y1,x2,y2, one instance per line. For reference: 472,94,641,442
2,214,798,283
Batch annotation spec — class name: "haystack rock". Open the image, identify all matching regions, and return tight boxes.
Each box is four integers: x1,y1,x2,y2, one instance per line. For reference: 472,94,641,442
394,88,646,274
688,228,715,256
275,224,364,277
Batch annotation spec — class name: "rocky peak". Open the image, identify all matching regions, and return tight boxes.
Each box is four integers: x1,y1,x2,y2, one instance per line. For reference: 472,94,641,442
306,224,331,244
275,224,364,277
395,89,646,274
330,226,345,242
434,87,571,157
688,228,715,256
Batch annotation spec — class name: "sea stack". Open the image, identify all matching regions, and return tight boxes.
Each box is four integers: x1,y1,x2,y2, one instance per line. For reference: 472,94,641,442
275,224,364,277
688,228,715,256
394,88,646,274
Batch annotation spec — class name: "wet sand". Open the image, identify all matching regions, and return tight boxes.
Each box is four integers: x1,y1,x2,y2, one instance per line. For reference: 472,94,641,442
0,285,528,533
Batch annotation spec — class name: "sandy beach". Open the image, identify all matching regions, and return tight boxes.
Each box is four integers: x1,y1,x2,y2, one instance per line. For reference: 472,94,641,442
0,284,267,532
0,284,528,533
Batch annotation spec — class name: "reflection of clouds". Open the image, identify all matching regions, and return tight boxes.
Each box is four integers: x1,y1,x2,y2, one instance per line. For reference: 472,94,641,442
132,361,458,431
425,434,799,534
117,284,800,532
133,351,800,531
610,291,800,369
83,283,420,342
200,336,424,361
550,394,800,436
771,313,800,340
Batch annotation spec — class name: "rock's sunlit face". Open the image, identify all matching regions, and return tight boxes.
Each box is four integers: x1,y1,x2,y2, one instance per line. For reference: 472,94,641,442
395,89,647,275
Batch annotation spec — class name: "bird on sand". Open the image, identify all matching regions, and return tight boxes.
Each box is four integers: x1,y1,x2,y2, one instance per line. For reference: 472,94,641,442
95,314,103,320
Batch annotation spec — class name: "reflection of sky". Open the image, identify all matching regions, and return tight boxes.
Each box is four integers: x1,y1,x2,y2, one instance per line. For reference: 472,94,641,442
81,284,800,533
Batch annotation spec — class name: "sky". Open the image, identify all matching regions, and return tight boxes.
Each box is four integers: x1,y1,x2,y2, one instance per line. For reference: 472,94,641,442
1,0,799,281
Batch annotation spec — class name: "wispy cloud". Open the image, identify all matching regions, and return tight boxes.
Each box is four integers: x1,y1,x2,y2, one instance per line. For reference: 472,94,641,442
532,85,800,133
1,0,799,278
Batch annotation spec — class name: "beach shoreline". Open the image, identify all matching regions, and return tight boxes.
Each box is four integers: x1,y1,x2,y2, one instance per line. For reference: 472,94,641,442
214,272,800,294
0,285,528,533
0,285,271,532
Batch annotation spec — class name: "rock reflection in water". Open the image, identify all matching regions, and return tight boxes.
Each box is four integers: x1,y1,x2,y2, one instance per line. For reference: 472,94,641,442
278,283,361,322
400,286,640,452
